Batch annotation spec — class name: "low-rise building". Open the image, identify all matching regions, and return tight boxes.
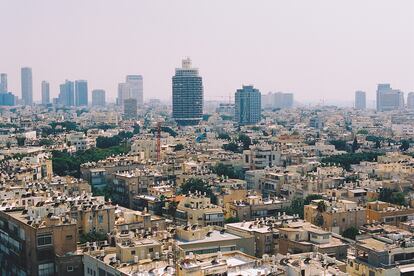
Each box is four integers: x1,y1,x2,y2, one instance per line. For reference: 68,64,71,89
304,199,366,234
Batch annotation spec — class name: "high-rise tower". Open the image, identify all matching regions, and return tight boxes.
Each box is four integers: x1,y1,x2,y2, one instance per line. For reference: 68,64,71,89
75,80,88,106
376,84,404,112
355,91,366,110
59,80,74,106
126,75,143,106
92,89,106,107
41,81,50,105
21,67,33,105
172,58,203,126
0,73,7,93
235,85,261,125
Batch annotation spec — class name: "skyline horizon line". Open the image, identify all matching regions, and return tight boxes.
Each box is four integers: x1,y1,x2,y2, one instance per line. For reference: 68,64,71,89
1,65,412,104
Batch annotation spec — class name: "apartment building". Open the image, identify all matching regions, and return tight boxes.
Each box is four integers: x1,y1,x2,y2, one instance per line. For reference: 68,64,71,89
175,192,224,227
0,208,81,276
304,199,366,234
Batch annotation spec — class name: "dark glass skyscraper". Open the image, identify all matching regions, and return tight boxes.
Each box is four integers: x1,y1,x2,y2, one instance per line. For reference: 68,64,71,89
21,67,33,105
75,80,88,106
172,58,203,126
235,85,261,125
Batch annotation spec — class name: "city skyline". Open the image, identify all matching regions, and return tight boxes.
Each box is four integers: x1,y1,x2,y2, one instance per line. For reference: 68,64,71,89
0,0,412,103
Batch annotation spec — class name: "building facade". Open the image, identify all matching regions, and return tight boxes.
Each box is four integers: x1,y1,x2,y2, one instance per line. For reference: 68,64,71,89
123,98,137,119
355,90,366,110
126,75,143,107
41,81,50,105
59,80,75,107
0,73,7,93
262,92,293,109
235,85,261,125
172,58,204,126
21,67,33,105
91,89,106,107
75,80,88,106
407,92,414,109
0,92,16,106
376,84,404,112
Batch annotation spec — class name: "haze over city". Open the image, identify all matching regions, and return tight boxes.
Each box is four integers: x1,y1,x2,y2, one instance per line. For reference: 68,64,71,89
1,0,413,104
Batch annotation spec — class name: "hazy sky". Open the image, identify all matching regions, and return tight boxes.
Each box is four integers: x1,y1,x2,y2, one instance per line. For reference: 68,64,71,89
1,0,413,104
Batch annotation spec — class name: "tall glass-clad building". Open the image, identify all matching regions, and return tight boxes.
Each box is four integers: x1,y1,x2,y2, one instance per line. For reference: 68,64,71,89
75,80,88,106
59,80,75,106
235,85,261,125
172,58,203,126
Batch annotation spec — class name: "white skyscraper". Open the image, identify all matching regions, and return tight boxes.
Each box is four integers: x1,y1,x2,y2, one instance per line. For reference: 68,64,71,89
126,75,143,106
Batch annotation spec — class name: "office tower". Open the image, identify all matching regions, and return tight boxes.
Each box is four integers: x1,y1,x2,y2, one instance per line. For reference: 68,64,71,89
92,89,106,107
117,83,130,106
58,80,75,106
21,67,33,105
41,81,50,105
123,98,138,119
0,92,16,106
407,92,414,109
376,84,404,112
172,58,204,126
0,73,7,92
235,85,261,125
126,75,143,106
355,91,366,110
75,80,88,106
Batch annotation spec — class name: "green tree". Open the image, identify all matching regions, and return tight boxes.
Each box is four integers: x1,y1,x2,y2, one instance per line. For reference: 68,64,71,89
352,137,359,153
180,178,217,204
342,227,359,240
174,144,184,151
316,201,327,213
225,217,240,223
321,152,383,171
329,140,348,151
237,134,252,150
217,133,231,141
39,139,53,146
223,142,241,153
400,140,410,152
16,136,26,146
79,231,107,244
212,163,245,179
379,188,406,206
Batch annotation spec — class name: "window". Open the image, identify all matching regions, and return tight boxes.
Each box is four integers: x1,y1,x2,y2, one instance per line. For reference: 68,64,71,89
131,250,136,255
149,248,154,253
37,234,52,247
67,266,74,272
38,263,54,276
98,215,103,224
66,235,73,240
